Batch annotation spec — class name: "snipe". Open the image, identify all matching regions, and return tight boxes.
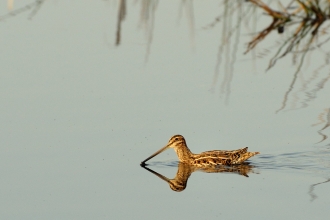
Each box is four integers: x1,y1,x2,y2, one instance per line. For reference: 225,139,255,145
141,135,259,166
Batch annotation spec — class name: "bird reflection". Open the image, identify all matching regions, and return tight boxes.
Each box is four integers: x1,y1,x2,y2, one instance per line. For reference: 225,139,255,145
141,162,256,192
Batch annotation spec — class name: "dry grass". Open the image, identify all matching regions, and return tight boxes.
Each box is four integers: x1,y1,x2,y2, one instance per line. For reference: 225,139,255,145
246,0,330,70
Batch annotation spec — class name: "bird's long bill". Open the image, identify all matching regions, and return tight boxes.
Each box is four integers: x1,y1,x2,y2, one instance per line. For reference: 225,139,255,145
141,145,170,164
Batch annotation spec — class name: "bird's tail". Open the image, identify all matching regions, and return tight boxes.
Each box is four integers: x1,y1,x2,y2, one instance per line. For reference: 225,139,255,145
237,151,260,164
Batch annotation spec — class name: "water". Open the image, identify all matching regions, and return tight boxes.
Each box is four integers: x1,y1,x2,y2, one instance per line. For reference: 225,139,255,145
0,0,330,219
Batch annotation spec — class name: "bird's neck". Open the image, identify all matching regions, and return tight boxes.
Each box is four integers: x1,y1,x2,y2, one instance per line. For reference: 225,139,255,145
174,145,193,162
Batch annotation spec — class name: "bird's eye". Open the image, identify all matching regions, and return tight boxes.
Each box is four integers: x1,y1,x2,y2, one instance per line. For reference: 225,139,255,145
174,137,178,141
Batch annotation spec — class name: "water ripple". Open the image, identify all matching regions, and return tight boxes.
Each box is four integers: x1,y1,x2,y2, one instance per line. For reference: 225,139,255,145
147,160,179,168
252,148,330,175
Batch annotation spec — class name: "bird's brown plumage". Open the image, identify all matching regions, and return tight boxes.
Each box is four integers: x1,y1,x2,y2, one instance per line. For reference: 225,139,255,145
141,134,259,166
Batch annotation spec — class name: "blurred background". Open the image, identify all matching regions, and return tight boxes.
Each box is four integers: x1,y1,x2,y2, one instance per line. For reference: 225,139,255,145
0,0,330,219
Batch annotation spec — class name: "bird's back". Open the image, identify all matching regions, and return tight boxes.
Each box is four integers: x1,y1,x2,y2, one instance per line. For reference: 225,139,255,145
189,147,259,166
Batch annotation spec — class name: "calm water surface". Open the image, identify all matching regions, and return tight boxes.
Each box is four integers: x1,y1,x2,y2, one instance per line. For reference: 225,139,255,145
0,0,330,219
